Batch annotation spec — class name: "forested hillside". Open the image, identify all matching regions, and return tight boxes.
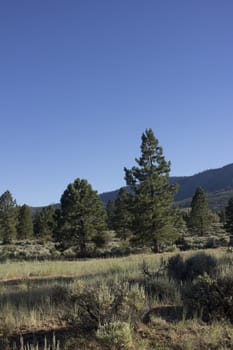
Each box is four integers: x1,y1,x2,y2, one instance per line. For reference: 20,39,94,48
100,163,233,210
171,163,233,200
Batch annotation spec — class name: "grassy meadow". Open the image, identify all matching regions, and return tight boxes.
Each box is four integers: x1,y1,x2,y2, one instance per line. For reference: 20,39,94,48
1,248,233,349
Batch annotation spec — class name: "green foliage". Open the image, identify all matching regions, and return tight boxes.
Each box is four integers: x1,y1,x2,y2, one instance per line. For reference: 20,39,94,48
106,200,116,230
96,321,133,350
22,334,60,350
102,167,233,212
174,163,233,205
141,259,180,303
111,187,133,240
188,187,211,235
17,204,33,239
0,190,17,243
51,285,71,305
2,249,233,348
167,254,186,282
183,275,233,322
0,322,11,350
0,241,61,261
124,128,179,252
0,337,10,350
62,281,145,334
33,205,56,240
224,197,233,244
92,230,112,249
59,178,108,255
145,277,180,304
167,252,217,282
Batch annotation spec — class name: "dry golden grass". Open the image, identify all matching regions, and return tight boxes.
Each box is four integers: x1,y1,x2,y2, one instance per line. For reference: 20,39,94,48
135,319,233,349
0,253,163,281
0,247,233,349
0,248,228,282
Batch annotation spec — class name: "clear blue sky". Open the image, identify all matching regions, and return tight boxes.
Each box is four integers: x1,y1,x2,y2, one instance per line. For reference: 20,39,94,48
1,0,233,206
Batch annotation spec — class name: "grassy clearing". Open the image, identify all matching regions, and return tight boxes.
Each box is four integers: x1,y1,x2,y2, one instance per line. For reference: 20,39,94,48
1,248,233,349
0,253,162,336
0,253,164,281
134,319,233,349
0,248,228,282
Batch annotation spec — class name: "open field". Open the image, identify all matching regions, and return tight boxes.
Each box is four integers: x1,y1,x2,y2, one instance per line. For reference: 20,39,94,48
1,248,233,349
0,253,163,281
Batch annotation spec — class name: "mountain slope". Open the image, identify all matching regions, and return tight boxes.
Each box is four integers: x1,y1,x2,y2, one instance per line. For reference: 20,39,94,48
171,163,233,201
99,163,233,210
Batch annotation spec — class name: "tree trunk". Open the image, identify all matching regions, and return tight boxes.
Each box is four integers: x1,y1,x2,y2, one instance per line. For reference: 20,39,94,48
152,239,160,253
79,233,86,257
229,235,233,246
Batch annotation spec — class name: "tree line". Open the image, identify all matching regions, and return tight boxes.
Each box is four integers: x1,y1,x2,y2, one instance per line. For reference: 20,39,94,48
1,129,233,254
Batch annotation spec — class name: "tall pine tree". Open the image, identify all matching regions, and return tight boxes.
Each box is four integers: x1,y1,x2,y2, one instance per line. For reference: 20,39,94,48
33,205,56,240
59,178,108,255
224,197,233,245
17,204,33,239
124,129,179,252
188,187,211,235
0,190,17,243
112,187,132,240
106,200,116,230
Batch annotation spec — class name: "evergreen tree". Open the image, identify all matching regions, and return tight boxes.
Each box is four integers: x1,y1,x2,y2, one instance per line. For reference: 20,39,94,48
33,205,56,240
106,200,116,230
52,208,63,242
124,128,179,252
0,190,17,243
224,197,233,245
17,204,33,239
188,187,211,235
112,187,132,240
219,209,226,226
59,178,108,255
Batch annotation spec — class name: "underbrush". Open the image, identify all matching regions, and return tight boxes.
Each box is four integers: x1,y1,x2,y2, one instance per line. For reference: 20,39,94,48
0,238,152,263
0,248,233,349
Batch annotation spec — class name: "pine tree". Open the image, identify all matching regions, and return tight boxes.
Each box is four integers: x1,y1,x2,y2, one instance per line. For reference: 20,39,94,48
59,178,108,255
224,197,233,245
124,128,179,252
112,187,132,240
188,187,211,235
17,204,33,239
0,190,17,243
106,200,116,230
33,205,56,240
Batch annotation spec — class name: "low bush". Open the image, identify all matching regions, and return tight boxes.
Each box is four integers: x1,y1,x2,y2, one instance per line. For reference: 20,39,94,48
144,278,180,304
0,336,10,350
167,254,186,282
62,281,146,334
183,274,233,322
22,334,60,350
96,321,133,350
167,252,217,282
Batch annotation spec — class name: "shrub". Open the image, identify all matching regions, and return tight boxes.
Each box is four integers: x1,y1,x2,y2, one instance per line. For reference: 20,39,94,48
96,321,133,350
127,284,145,313
22,334,60,350
0,322,11,350
183,274,233,322
144,278,180,304
0,337,10,350
51,285,71,305
63,281,146,333
167,254,186,282
167,252,217,282
184,252,217,281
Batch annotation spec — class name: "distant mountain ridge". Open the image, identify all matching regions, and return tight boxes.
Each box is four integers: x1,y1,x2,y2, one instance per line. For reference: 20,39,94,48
99,163,233,210
170,163,233,201
30,163,233,213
